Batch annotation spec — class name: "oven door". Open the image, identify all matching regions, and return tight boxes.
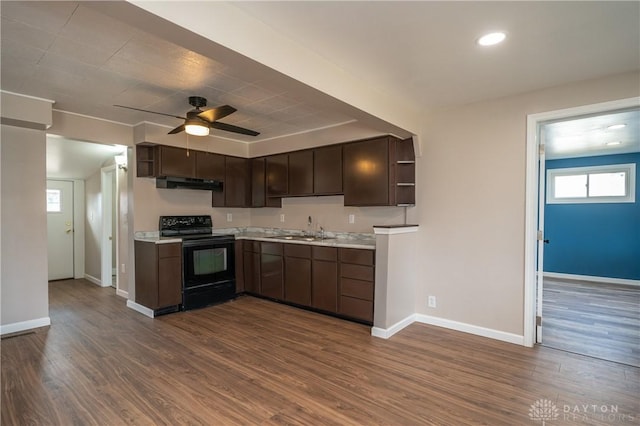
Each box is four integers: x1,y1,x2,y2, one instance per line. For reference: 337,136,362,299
182,238,235,289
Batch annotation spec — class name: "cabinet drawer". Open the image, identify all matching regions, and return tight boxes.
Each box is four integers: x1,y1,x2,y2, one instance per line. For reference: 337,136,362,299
312,246,337,261
339,296,373,322
284,243,311,259
339,248,374,266
261,242,283,256
340,278,373,301
340,263,374,281
158,243,181,258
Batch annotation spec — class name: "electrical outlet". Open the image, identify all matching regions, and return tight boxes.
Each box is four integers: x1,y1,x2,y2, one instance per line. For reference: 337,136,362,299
428,296,437,308
280,214,285,223
226,213,233,222
348,214,355,224
121,263,126,274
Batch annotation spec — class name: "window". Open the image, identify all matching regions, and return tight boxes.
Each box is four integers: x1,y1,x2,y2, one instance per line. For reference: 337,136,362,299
547,163,636,204
46,189,62,212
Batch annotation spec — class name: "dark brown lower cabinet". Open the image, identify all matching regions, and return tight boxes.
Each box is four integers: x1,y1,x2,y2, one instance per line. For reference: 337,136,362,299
311,246,338,312
240,240,373,324
284,244,312,305
260,242,284,299
234,240,245,293
134,241,182,311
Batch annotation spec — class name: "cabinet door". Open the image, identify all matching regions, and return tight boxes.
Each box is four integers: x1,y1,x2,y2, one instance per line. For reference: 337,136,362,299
312,258,338,312
158,255,182,307
134,241,159,308
266,154,288,196
251,158,266,207
261,242,284,299
158,146,195,178
243,250,260,294
224,156,251,207
314,145,343,195
285,256,311,305
195,151,225,180
343,137,390,206
288,150,313,196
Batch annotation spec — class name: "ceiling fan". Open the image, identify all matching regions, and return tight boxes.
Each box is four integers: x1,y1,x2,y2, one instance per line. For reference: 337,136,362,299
114,96,259,137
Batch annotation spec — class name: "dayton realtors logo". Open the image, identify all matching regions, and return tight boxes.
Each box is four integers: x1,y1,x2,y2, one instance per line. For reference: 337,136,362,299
529,399,559,425
529,399,636,424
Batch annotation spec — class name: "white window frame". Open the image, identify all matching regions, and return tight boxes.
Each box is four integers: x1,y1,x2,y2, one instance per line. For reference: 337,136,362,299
547,163,636,204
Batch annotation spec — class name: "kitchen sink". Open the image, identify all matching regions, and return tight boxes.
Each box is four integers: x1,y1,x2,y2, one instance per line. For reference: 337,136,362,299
266,235,331,242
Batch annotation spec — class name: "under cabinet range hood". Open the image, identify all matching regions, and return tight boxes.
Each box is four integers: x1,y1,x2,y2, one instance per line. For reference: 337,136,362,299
156,176,223,191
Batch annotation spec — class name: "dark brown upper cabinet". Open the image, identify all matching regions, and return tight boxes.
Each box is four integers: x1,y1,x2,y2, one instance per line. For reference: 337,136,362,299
136,144,196,178
313,144,343,195
343,136,415,206
288,150,314,196
251,157,266,207
157,145,196,178
212,156,251,208
266,154,289,197
195,151,225,181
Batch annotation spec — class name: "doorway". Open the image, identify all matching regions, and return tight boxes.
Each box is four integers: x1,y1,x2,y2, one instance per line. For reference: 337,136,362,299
47,180,74,280
524,97,640,358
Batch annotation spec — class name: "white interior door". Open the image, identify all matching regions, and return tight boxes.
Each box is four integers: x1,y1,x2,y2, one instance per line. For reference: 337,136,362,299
101,167,114,288
536,135,547,344
47,180,74,280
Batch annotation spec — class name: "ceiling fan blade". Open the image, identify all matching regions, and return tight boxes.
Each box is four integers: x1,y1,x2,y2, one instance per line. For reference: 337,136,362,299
114,105,186,120
197,105,237,123
210,121,260,136
168,124,185,135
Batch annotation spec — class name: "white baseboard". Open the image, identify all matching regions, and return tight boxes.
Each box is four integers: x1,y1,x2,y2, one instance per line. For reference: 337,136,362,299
414,314,524,346
126,300,154,318
84,274,101,286
116,289,129,298
544,272,640,287
0,316,51,336
371,314,416,339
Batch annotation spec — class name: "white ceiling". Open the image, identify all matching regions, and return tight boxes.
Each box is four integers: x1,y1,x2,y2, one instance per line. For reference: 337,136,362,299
47,136,125,179
1,1,639,150
543,108,640,160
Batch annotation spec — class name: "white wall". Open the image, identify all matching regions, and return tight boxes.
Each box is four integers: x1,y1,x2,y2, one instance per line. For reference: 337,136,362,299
415,71,640,336
0,125,50,331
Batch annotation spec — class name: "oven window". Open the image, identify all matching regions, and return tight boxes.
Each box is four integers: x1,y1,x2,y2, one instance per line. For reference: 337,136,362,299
193,248,227,275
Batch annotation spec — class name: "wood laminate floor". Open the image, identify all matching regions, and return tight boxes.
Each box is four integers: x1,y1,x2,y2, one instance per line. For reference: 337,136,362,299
542,278,640,367
2,279,639,425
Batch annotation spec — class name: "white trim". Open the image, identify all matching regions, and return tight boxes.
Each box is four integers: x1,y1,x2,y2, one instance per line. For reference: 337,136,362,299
116,289,129,298
1,90,55,104
0,317,51,336
524,96,640,348
126,300,154,318
544,272,640,287
84,273,102,286
415,314,524,346
373,226,419,235
249,120,357,144
371,314,416,339
101,166,116,289
52,109,133,127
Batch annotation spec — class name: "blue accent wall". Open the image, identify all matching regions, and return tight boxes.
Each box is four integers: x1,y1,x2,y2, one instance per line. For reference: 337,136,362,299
544,152,640,280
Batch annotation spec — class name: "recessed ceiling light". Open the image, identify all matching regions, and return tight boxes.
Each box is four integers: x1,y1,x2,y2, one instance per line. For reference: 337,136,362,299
606,124,626,130
477,32,506,46
606,141,622,146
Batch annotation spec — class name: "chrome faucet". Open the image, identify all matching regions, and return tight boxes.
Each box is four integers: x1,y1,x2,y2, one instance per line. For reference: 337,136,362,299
318,226,325,240
306,216,313,236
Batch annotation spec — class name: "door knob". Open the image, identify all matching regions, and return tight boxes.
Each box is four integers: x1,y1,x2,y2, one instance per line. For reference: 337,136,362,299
109,236,112,240
65,229,72,234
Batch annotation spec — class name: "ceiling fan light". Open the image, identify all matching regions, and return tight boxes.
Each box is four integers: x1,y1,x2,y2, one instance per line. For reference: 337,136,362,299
185,119,209,136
